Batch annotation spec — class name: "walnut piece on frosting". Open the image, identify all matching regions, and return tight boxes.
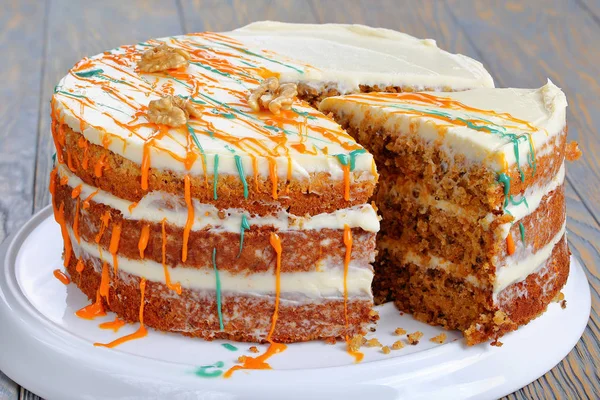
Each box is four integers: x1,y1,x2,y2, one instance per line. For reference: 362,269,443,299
147,95,200,127
248,77,298,114
138,43,190,73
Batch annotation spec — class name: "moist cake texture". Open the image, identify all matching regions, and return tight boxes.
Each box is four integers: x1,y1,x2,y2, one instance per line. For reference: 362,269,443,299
320,82,574,344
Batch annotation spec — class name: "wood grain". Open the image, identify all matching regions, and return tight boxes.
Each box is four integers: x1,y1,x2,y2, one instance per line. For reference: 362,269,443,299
0,0,47,397
0,0,595,399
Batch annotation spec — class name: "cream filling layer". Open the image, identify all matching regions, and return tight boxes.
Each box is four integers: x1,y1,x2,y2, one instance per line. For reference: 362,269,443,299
496,221,566,295
401,221,566,296
69,230,373,299
58,165,380,233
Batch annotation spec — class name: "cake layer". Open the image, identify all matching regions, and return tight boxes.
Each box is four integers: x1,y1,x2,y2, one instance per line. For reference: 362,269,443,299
229,22,494,93
66,250,375,343
377,235,569,345
326,107,566,213
377,183,566,277
69,232,372,299
56,164,380,233
56,125,376,215
54,174,376,273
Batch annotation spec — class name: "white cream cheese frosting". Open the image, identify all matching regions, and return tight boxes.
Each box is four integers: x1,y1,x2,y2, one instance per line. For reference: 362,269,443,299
229,21,495,93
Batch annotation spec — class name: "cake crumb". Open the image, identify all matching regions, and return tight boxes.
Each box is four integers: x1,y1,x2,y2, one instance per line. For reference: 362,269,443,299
394,328,407,335
493,311,508,325
561,299,567,309
430,333,447,344
324,337,337,345
490,339,504,347
407,331,423,345
348,335,364,352
565,141,582,161
391,340,405,350
369,309,379,319
365,338,382,348
237,355,247,362
381,346,391,354
249,346,259,353
553,291,565,303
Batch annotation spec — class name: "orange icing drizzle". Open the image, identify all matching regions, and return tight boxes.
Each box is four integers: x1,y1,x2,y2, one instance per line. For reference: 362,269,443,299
109,221,122,273
66,150,77,172
182,175,194,262
162,219,182,294
506,233,516,255
268,158,278,200
73,198,81,244
71,184,82,198
99,261,111,305
138,224,150,258
53,269,70,285
128,201,139,213
75,291,106,320
60,175,68,185
224,232,286,378
75,258,85,275
95,278,148,348
82,189,99,209
94,154,108,177
343,225,363,362
342,164,351,201
99,317,126,333
95,211,111,243
55,203,72,268
77,136,90,170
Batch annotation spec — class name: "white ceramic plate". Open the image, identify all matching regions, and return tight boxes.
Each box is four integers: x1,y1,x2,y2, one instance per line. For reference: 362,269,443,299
0,206,591,400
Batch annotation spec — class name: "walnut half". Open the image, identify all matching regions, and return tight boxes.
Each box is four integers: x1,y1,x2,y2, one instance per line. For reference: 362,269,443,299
248,77,298,115
147,95,200,127
138,43,190,73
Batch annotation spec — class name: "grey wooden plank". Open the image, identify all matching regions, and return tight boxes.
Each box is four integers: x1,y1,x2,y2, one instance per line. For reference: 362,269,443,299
179,0,317,32
0,0,46,241
25,1,184,398
33,0,184,214
0,0,47,397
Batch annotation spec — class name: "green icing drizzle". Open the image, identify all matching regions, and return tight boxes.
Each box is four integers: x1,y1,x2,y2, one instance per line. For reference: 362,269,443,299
291,107,317,120
221,343,238,351
213,154,219,200
194,361,224,378
212,248,224,331
238,215,251,257
497,173,529,209
335,149,366,172
519,222,526,243
55,90,86,99
74,69,104,78
234,155,248,199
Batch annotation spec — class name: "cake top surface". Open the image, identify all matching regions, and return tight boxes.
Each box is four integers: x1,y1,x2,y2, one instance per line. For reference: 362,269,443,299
52,21,493,183
319,80,567,172
229,21,495,92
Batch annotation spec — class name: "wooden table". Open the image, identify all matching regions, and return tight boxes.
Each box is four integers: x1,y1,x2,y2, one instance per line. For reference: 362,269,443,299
1,0,598,398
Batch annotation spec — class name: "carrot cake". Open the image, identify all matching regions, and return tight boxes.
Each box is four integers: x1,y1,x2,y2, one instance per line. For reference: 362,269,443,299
320,82,577,345
48,22,497,345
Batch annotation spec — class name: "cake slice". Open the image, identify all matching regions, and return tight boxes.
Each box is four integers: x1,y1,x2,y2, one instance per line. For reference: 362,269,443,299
320,81,575,345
